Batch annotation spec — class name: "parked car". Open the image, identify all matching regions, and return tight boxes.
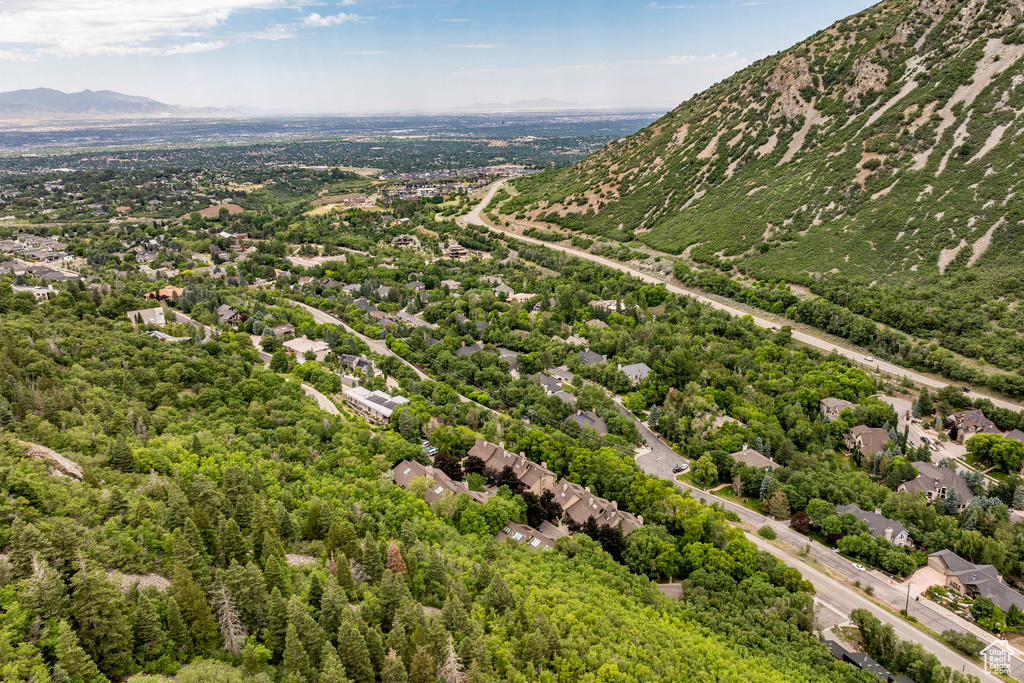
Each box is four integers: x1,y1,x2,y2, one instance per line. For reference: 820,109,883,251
852,563,866,572
864,356,875,362
673,464,684,473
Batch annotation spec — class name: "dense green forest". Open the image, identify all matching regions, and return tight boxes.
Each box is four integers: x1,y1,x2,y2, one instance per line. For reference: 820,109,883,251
0,285,889,682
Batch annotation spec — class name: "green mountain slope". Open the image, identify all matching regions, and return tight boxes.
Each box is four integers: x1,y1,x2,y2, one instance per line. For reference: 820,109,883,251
506,0,1024,372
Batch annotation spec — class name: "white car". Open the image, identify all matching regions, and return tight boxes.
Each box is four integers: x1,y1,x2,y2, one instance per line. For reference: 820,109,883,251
852,563,866,572
864,356,875,362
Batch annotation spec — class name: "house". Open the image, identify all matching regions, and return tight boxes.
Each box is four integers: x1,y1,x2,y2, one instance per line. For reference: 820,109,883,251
619,362,651,386
296,276,315,286
340,354,375,375
530,373,564,396
344,386,409,424
836,505,911,547
127,307,165,327
407,281,426,292
898,462,974,512
498,349,520,378
495,522,559,551
392,460,488,504
569,410,608,436
12,284,57,300
843,652,893,681
456,342,484,358
144,285,184,301
443,241,468,259
466,439,558,497
578,349,606,366
549,366,574,384
585,319,609,329
440,279,461,292
283,336,331,363
508,293,534,304
927,550,1024,614
475,320,489,334
270,323,295,339
553,390,577,407
351,298,377,313
820,397,857,420
946,409,1000,443
391,234,420,248
395,311,437,330
566,334,589,348
729,445,777,471
843,425,891,457
1006,429,1024,445
553,478,642,535
493,284,514,297
217,304,241,325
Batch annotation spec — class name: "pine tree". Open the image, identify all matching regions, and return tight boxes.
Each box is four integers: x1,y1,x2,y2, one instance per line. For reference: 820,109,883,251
107,486,129,518
9,519,51,579
465,661,486,683
277,501,296,540
69,567,134,679
1013,485,1024,510
170,562,218,652
167,595,193,655
55,620,102,681
361,533,383,584
362,621,385,674
131,594,168,661
303,502,323,541
319,642,353,683
283,623,312,681
308,572,324,611
265,586,288,660
946,486,960,515
408,646,435,683
385,540,407,576
214,581,248,654
219,517,249,565
192,504,218,557
173,527,211,588
337,617,375,683
647,404,661,430
482,572,515,614
108,437,137,472
288,596,327,670
317,574,346,638
758,473,772,500
442,592,468,635
387,623,412,668
25,553,69,621
335,552,356,599
383,648,409,683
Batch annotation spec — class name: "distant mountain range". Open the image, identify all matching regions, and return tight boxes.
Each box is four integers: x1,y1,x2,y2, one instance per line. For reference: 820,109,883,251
451,98,585,112
0,88,243,120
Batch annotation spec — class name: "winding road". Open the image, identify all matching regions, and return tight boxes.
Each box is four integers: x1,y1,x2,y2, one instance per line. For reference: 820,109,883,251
463,181,1024,414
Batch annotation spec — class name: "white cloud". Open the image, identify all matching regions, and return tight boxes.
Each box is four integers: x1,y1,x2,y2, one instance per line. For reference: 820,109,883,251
646,2,698,8
0,1,316,57
303,12,360,27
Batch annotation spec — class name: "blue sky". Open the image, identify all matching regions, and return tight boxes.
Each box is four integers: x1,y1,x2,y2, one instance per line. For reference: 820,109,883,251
0,0,877,113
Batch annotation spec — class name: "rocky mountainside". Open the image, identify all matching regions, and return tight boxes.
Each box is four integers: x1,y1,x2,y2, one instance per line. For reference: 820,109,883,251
0,88,240,120
505,0,1024,370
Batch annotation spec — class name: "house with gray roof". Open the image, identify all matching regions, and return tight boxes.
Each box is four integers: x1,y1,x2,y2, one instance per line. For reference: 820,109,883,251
927,549,1024,614
898,462,974,512
729,445,777,471
569,410,608,436
619,362,651,386
529,373,564,396
456,342,483,357
579,349,607,366
946,409,1000,443
843,425,891,457
820,397,858,420
836,505,911,547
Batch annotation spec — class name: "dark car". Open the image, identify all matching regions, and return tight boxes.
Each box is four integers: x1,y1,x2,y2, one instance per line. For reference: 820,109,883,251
672,464,684,473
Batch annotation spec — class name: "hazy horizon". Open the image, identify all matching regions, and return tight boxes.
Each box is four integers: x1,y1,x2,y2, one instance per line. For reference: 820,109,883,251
0,0,877,114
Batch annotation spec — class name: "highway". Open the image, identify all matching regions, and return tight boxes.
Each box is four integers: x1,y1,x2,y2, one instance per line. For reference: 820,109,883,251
463,181,1024,414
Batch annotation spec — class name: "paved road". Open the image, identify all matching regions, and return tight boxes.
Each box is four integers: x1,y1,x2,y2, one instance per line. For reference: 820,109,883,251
296,301,430,381
464,181,1024,414
297,381,340,415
